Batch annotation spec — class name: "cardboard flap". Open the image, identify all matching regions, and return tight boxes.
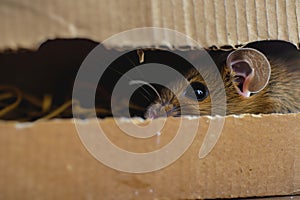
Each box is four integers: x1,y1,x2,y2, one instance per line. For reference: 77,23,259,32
0,0,299,50
1,114,300,199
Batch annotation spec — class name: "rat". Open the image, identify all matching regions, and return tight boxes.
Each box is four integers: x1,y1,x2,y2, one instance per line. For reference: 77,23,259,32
145,45,300,118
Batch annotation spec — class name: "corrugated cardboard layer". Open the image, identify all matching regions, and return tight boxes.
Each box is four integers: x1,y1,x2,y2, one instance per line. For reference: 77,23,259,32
1,114,300,199
0,0,299,50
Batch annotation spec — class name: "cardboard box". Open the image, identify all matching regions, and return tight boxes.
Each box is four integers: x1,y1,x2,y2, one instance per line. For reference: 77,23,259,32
0,0,300,199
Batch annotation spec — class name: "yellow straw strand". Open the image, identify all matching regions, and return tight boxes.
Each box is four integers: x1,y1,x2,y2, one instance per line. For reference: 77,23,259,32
0,86,22,117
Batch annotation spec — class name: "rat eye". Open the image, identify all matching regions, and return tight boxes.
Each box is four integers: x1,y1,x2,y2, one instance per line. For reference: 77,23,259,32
184,82,209,101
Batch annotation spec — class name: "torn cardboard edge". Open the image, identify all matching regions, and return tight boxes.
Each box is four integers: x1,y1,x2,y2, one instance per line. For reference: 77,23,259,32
1,38,300,55
1,113,300,199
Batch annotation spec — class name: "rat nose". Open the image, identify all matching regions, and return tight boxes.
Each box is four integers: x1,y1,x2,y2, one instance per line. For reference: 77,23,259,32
145,103,168,119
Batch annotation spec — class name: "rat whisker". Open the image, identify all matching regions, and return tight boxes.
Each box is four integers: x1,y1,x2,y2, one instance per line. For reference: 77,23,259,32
136,86,153,102
124,54,145,79
166,107,181,117
107,66,132,81
125,54,137,68
139,92,152,102
107,66,154,103
128,103,146,111
126,51,157,102
129,80,162,103
175,103,201,112
165,94,176,106
179,103,200,107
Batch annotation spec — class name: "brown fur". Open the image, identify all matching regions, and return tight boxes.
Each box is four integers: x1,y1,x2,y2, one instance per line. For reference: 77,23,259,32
147,59,300,117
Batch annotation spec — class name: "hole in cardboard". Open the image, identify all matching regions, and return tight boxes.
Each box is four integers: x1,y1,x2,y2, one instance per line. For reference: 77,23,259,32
0,39,299,121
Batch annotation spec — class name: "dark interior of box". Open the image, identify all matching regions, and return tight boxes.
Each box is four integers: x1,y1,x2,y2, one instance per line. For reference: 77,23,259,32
0,39,299,121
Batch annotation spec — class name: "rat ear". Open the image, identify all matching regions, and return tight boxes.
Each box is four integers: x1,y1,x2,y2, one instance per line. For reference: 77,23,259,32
226,48,271,97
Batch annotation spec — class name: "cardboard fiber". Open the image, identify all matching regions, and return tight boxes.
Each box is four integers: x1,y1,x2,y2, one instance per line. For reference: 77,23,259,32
0,0,299,50
1,0,300,199
0,114,300,199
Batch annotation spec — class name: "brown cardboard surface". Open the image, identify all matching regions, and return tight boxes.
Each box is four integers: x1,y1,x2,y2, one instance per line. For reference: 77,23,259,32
0,0,299,50
1,114,300,199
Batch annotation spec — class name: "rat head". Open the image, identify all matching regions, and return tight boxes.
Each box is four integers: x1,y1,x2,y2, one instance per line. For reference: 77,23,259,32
145,48,271,118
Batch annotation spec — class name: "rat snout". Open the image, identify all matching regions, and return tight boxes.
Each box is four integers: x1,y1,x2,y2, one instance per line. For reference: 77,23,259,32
145,103,175,119
145,103,167,119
